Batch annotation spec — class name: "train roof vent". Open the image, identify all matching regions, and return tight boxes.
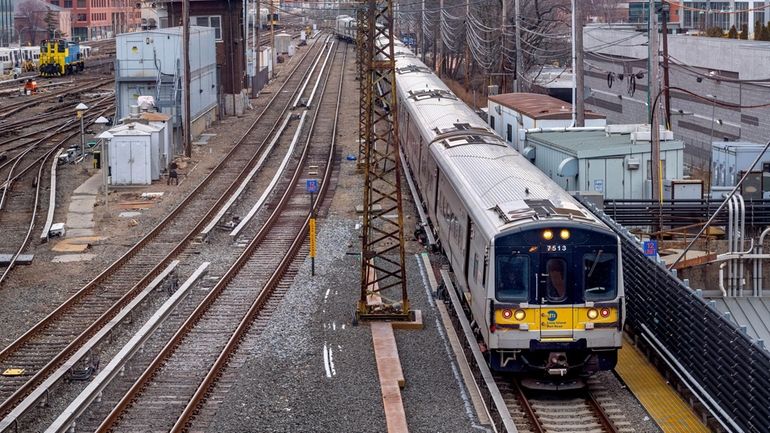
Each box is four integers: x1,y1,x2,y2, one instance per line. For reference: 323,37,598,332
408,88,457,101
493,200,536,224
440,135,489,148
396,64,432,74
524,200,557,217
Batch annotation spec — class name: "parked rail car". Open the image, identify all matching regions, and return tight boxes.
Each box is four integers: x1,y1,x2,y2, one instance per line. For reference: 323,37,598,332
39,39,85,77
376,36,626,384
0,46,39,73
335,15,357,42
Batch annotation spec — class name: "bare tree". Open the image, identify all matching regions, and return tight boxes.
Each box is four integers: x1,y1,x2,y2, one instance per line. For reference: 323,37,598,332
15,0,50,45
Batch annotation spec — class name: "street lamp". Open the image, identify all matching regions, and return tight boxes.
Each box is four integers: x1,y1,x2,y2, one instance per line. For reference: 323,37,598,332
75,102,89,159
706,94,718,190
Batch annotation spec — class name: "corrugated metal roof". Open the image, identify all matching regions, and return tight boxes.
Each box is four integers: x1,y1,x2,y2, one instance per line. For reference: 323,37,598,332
712,297,770,351
488,93,605,120
527,130,684,157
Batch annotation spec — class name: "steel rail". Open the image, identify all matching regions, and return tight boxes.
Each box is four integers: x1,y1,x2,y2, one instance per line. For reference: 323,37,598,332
0,97,114,193
0,78,113,120
98,41,345,433
0,102,115,286
171,41,347,433
0,96,116,150
0,38,327,422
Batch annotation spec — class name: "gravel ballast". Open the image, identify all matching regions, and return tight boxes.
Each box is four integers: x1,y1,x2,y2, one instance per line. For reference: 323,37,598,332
210,216,483,433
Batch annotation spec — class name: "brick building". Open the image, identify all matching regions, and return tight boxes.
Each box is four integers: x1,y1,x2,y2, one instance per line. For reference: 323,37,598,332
165,0,246,114
46,0,141,41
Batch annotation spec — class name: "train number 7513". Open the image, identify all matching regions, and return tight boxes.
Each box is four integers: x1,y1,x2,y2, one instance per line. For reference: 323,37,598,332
546,245,567,252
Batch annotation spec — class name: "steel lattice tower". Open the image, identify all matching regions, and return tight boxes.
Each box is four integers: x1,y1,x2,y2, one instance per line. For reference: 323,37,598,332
357,0,410,321
356,5,369,162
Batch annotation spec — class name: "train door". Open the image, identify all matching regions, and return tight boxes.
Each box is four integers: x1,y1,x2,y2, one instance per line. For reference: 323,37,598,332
537,252,575,340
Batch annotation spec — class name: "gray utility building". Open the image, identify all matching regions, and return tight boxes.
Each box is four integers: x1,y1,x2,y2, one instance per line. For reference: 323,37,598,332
525,125,684,200
115,27,218,150
582,27,770,174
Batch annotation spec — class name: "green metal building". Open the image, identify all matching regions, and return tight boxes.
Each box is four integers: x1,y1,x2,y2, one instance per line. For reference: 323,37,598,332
0,0,13,46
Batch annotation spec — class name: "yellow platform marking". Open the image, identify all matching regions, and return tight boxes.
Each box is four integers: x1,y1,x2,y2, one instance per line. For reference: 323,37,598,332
616,340,710,433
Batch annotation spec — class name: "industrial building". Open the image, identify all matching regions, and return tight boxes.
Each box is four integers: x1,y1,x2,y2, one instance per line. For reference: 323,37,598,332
487,93,606,151
524,125,685,199
165,0,247,116
115,26,218,157
583,26,770,174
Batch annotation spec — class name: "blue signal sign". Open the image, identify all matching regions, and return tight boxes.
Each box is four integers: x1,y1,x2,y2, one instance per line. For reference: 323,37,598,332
306,179,318,194
643,240,658,257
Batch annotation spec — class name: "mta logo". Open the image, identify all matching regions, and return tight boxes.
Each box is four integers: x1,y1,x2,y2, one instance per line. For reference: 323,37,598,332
547,310,558,321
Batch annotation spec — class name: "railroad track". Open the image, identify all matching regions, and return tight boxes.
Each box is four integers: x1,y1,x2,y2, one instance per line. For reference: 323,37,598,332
0,36,332,432
0,96,115,286
93,39,347,433
0,78,112,120
496,378,627,433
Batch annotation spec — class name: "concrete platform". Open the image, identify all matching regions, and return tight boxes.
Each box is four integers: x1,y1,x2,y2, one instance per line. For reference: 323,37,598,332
616,337,709,433
63,172,102,243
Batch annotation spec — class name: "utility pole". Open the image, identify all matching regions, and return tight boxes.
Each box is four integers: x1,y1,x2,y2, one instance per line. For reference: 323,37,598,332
270,0,275,78
253,0,261,97
465,0,470,92
661,2,671,129
437,0,443,74
500,0,507,92
421,0,426,63
649,0,661,202
575,0,585,126
182,0,191,157
513,0,521,93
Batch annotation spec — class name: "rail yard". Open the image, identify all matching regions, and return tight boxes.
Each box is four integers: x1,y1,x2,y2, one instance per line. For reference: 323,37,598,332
0,2,767,433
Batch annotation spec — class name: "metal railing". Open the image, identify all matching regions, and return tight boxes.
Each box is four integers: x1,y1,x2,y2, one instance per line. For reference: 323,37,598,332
578,197,770,433
602,199,770,229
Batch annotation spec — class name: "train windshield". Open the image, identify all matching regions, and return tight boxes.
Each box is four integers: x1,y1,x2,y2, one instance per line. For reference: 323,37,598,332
495,256,529,302
583,252,617,301
40,44,48,53
545,258,568,302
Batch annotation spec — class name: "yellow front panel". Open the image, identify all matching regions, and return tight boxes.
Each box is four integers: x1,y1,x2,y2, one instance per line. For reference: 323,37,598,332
495,306,619,331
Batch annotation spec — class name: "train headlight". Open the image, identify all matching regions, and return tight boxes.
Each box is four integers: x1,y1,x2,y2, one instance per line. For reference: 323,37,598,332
587,308,599,320
514,309,526,321
502,309,513,319
600,308,611,318
560,229,570,240
542,230,554,240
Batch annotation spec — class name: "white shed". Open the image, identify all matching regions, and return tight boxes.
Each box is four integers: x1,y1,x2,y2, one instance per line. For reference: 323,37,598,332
109,127,153,185
109,122,163,180
141,112,173,170
487,93,606,152
525,125,685,200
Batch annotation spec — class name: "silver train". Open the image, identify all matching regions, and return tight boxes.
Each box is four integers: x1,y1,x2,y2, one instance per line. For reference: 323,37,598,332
345,22,625,381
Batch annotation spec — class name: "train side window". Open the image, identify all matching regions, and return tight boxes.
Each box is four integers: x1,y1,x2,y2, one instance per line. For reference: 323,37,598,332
473,253,478,283
545,258,568,302
583,252,616,301
506,124,512,142
496,256,529,302
490,115,495,130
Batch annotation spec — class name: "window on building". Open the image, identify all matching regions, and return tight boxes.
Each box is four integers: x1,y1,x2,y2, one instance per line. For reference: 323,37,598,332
506,124,512,142
191,15,222,40
77,13,87,22
63,0,72,7
77,0,85,7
